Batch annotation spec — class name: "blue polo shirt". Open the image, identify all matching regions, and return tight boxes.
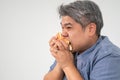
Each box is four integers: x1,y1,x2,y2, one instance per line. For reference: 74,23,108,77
49,36,120,80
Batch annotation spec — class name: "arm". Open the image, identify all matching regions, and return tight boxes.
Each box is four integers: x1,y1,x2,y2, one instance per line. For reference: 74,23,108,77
43,63,64,80
63,63,83,80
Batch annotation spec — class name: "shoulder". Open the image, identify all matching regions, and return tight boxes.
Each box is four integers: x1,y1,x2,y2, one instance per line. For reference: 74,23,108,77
89,36,120,80
91,36,120,58
89,36,120,67
97,36,120,57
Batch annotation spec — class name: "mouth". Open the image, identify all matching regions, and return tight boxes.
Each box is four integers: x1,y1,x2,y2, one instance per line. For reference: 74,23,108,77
57,32,73,52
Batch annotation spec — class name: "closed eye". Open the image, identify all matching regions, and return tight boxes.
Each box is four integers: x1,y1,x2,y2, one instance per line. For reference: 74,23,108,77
66,26,72,29
61,23,73,30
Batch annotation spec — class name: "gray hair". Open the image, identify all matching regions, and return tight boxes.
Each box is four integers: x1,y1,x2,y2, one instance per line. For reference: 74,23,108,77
58,0,103,36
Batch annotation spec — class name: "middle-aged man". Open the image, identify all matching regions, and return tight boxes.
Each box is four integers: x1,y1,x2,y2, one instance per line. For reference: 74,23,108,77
44,0,120,80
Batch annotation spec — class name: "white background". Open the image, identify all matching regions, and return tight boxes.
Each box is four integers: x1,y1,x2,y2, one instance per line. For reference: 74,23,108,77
0,0,120,80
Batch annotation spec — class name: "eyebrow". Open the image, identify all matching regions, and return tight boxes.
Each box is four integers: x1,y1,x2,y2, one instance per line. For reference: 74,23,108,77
60,22,72,27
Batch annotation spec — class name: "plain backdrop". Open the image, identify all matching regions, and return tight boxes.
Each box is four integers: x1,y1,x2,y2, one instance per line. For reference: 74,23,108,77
0,0,120,80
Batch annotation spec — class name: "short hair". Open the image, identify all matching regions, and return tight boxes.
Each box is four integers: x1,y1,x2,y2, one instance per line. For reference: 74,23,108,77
58,0,103,36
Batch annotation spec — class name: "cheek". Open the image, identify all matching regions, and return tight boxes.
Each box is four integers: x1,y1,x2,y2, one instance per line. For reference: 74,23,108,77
70,32,88,50
70,33,82,46
71,31,85,42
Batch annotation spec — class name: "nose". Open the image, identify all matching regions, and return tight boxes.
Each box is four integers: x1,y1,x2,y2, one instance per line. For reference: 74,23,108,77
61,31,68,38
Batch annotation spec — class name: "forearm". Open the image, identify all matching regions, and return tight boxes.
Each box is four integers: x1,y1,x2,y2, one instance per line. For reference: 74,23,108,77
63,64,83,80
44,64,64,80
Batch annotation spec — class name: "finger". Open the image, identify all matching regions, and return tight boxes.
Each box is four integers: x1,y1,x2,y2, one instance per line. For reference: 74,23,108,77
55,40,65,50
50,47,58,57
49,37,57,47
59,39,69,50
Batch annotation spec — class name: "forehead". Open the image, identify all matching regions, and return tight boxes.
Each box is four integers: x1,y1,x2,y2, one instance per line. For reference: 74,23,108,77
60,16,83,30
61,16,76,25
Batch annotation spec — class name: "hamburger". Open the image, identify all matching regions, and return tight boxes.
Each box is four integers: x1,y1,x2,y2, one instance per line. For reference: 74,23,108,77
57,32,73,52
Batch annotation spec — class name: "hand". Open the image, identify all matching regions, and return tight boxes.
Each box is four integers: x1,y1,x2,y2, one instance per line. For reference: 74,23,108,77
49,37,74,69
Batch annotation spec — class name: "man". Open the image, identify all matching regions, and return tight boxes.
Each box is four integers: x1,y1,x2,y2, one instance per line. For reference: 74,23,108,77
44,0,120,80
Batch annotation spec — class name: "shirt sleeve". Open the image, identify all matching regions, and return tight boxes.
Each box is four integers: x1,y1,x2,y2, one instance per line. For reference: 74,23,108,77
49,60,57,72
90,53,120,80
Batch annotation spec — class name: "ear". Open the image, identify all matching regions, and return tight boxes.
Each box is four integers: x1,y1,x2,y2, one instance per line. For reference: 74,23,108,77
86,23,96,36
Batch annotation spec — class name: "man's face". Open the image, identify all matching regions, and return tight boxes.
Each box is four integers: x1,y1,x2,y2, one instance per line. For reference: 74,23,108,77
61,16,90,52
